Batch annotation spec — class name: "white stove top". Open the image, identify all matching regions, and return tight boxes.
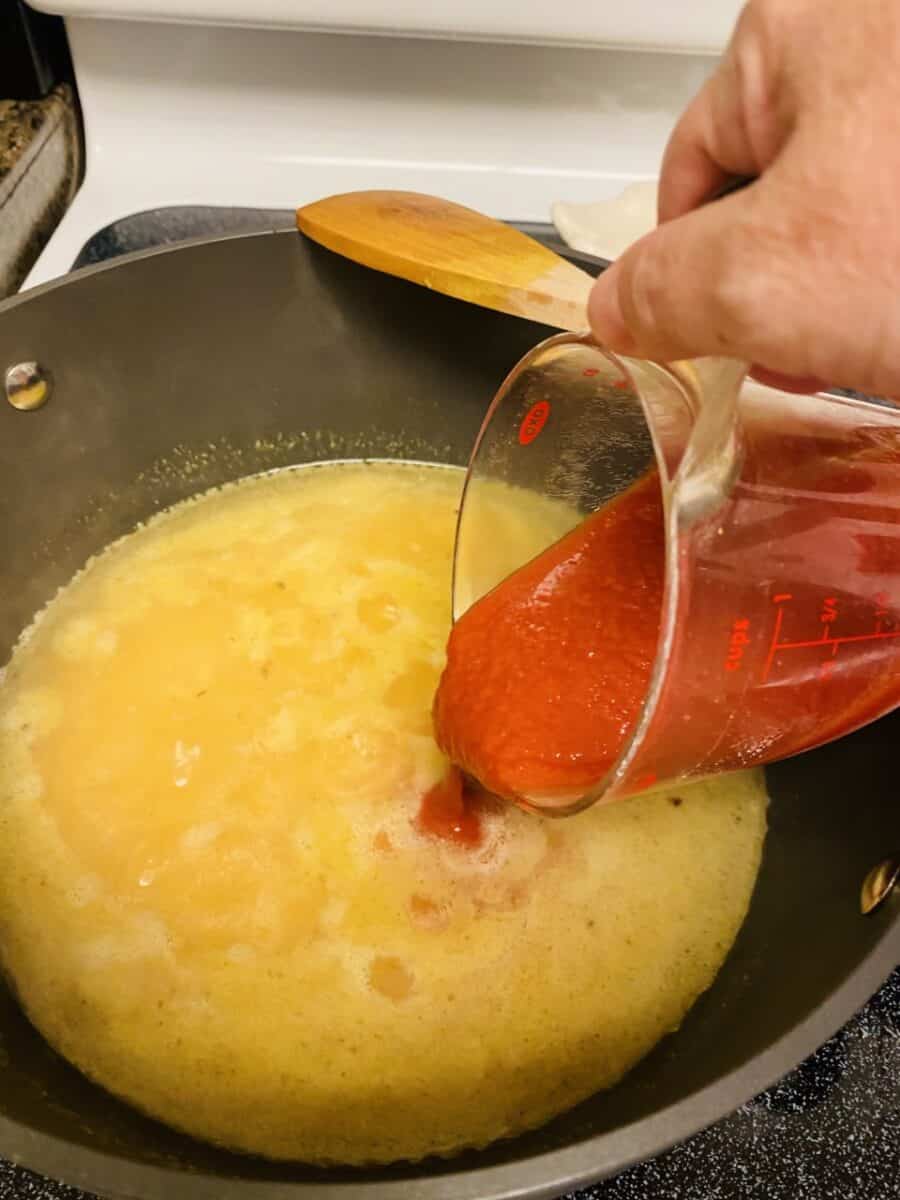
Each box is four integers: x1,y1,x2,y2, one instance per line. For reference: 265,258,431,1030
25,16,716,289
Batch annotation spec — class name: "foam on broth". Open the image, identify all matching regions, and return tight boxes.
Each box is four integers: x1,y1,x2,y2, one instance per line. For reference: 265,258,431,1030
0,461,767,1164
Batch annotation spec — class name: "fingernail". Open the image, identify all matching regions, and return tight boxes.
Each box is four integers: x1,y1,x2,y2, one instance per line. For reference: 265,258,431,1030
587,268,637,355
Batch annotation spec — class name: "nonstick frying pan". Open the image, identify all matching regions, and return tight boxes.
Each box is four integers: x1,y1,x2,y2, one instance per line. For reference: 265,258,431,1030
0,227,897,1200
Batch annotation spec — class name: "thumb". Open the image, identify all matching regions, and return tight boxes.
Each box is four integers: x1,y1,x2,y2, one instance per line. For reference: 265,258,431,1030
586,184,825,375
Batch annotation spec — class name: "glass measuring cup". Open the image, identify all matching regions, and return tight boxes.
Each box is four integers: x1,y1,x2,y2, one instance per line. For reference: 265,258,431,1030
453,335,900,813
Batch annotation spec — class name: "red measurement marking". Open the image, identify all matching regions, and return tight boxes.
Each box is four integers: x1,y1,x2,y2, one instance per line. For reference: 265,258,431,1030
763,591,900,683
724,617,751,672
772,593,793,604
776,629,900,650
611,376,630,390
764,625,900,683
518,400,551,446
761,604,788,683
819,597,838,630
582,367,600,377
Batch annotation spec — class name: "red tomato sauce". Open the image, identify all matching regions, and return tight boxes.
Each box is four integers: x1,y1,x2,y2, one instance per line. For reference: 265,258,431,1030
416,766,485,846
432,472,665,804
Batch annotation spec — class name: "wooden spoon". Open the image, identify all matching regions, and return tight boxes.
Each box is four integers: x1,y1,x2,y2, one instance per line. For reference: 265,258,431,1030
296,191,594,332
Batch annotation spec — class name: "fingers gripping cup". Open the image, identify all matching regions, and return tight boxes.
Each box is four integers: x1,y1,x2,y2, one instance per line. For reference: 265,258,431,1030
450,336,900,813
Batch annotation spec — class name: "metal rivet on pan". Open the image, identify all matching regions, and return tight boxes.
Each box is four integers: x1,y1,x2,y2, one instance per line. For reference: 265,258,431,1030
860,855,900,915
5,361,51,411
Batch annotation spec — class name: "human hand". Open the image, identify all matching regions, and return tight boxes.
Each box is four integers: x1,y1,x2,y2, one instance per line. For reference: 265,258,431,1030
587,0,900,397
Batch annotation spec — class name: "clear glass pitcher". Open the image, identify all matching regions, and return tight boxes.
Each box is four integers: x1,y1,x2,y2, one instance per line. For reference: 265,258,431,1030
453,336,900,813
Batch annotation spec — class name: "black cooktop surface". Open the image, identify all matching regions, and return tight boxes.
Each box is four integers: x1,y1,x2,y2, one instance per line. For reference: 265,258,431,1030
2,208,898,1200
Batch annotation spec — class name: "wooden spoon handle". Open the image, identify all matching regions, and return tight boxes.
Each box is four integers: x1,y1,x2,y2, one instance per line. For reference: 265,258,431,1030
297,191,594,332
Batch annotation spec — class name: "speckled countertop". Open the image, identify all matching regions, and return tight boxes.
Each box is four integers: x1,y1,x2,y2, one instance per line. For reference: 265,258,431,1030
0,95,53,178
0,84,80,297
